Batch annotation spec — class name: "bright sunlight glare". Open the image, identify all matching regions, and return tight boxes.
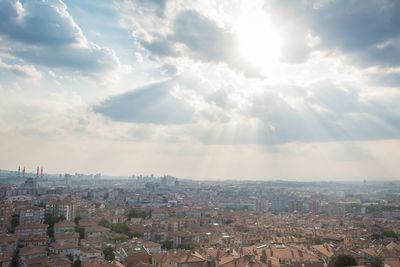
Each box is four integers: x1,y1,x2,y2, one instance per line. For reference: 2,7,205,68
236,11,282,69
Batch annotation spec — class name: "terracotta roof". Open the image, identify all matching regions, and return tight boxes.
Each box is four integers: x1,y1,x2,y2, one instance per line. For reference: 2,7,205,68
83,259,122,267
19,246,47,257
55,221,75,228
0,234,19,243
85,226,110,233
81,236,107,244
0,251,12,263
55,232,79,240
313,245,335,258
385,261,400,267
167,251,206,264
15,223,48,230
52,241,79,250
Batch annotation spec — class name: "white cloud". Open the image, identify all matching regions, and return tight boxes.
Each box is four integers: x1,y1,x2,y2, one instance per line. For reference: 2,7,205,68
0,58,42,82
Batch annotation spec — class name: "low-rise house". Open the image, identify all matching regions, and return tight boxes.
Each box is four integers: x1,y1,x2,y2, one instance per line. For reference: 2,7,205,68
0,234,19,252
54,220,75,235
19,246,47,262
15,224,48,237
142,240,162,254
166,250,206,267
80,247,103,262
109,215,127,224
50,241,79,257
80,237,107,249
84,226,110,238
23,255,71,267
21,233,48,247
0,251,12,267
55,232,79,245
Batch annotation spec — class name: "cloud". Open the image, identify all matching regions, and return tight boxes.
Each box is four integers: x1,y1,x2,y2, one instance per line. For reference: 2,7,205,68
170,10,259,76
0,58,42,81
265,0,400,67
0,0,120,79
93,80,195,125
247,82,400,144
118,1,262,77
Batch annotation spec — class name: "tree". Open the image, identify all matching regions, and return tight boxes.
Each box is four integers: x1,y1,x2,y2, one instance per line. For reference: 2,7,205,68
371,256,383,267
44,215,65,239
115,234,128,242
312,238,323,245
128,208,147,219
74,216,82,225
103,246,115,261
112,223,130,235
162,240,173,250
72,259,82,267
98,218,111,229
335,254,357,267
132,231,142,238
75,226,85,239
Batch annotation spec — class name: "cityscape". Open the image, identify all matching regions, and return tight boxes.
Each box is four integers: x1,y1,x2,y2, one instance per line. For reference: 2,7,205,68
1,0,400,267
0,169,400,267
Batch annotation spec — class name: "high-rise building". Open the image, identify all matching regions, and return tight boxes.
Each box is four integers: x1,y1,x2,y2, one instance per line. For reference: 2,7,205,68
45,201,76,221
270,199,286,212
327,202,345,217
19,206,45,225
0,204,13,233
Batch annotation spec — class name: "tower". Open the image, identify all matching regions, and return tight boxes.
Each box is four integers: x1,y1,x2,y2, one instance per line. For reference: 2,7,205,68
37,167,39,178
41,167,43,178
18,166,20,177
22,167,25,178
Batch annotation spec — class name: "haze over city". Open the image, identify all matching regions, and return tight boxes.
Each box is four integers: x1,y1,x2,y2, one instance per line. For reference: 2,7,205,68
1,0,400,180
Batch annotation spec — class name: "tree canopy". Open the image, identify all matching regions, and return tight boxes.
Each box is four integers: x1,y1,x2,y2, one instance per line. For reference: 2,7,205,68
103,246,115,261
335,254,358,267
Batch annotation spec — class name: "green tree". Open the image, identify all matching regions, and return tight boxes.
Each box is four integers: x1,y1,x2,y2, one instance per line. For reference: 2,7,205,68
162,240,173,249
75,226,85,239
112,223,130,235
72,259,81,267
44,215,65,239
312,238,323,245
115,234,128,242
98,218,111,229
371,233,381,240
382,229,398,239
371,256,383,267
335,254,358,267
132,231,142,238
103,246,115,261
74,216,82,225
128,208,147,219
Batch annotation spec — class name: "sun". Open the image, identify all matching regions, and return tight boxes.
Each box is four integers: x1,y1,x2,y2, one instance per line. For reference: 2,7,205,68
235,10,282,69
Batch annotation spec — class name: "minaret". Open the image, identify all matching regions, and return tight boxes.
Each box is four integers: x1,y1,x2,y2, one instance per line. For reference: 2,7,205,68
41,167,43,178
22,167,25,178
18,166,20,177
37,167,39,178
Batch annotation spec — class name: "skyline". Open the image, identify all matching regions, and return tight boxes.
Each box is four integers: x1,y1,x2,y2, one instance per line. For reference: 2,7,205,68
1,0,400,180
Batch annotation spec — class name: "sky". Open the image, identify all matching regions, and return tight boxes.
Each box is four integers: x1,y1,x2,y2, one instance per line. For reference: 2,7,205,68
0,0,400,180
